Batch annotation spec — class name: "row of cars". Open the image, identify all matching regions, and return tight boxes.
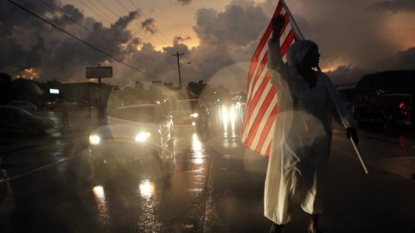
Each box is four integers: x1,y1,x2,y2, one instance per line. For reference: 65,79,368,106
87,99,210,180
0,98,91,136
38,98,91,110
351,94,413,130
0,104,55,135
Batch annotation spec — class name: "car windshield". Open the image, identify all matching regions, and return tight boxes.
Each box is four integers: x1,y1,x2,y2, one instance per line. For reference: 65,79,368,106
110,106,155,123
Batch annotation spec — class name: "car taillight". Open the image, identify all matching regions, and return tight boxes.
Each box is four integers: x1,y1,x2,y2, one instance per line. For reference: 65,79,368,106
399,102,406,109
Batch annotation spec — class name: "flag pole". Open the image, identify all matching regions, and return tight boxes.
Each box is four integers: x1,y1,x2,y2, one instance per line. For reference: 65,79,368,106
280,0,304,40
318,64,369,174
350,138,369,174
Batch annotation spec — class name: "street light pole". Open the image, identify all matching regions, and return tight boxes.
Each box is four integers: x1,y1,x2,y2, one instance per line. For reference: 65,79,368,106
173,52,184,88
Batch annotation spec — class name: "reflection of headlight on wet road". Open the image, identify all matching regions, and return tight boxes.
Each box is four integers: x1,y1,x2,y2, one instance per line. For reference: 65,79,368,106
190,113,198,118
93,185,105,200
89,134,101,145
135,132,151,142
139,179,155,198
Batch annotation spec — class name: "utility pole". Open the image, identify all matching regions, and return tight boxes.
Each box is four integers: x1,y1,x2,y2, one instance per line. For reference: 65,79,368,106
172,52,184,88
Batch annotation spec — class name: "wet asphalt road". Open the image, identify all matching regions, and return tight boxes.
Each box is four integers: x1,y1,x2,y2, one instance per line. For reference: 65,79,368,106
0,108,415,233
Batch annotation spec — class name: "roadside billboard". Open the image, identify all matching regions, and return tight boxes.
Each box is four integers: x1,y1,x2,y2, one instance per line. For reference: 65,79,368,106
86,66,113,78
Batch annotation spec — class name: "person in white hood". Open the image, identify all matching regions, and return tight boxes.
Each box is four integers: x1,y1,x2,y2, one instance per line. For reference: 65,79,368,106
264,15,359,233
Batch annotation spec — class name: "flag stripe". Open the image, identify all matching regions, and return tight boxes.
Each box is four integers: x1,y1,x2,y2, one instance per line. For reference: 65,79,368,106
242,23,293,140
247,2,283,84
244,74,275,146
241,0,298,157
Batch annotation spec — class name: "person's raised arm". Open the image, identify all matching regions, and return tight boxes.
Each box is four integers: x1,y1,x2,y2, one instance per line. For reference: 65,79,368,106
270,14,285,44
267,14,288,89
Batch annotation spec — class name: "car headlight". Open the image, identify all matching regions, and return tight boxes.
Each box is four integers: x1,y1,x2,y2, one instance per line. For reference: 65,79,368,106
135,132,151,142
89,134,101,145
190,113,198,118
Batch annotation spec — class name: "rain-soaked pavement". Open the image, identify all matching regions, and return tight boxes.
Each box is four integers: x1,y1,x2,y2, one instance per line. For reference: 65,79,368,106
1,107,415,233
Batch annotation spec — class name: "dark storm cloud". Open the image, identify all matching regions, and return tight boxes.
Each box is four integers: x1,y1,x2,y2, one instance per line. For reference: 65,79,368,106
2,0,414,91
369,0,415,13
141,18,157,34
193,3,268,47
177,0,192,6
0,0,141,82
374,47,415,70
173,36,191,45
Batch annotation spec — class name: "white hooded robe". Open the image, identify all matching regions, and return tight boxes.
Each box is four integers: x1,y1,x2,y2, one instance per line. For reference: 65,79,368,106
263,39,358,225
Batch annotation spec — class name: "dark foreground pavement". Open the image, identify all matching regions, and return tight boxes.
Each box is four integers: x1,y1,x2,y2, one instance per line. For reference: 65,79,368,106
1,109,415,233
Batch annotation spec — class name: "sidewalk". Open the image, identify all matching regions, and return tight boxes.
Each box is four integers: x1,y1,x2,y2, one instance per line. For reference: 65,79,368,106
332,123,415,180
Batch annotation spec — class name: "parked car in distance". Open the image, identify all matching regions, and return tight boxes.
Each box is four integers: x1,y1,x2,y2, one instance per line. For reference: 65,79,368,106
0,106,55,134
5,101,37,113
171,99,209,132
38,98,68,110
66,98,91,110
88,104,174,173
352,94,412,128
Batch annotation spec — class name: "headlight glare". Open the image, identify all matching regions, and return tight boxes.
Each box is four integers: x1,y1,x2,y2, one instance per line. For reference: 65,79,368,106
190,113,198,118
89,134,101,145
135,132,151,142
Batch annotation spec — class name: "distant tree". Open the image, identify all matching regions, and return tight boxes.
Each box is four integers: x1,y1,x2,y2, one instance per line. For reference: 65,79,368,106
9,78,43,103
237,92,247,102
0,72,12,84
187,80,207,97
0,73,13,104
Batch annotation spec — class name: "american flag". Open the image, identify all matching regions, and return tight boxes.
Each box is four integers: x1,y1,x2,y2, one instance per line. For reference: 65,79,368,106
241,1,299,157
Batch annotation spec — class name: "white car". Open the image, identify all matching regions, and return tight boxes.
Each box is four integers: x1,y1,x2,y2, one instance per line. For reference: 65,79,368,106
88,104,174,169
5,101,37,113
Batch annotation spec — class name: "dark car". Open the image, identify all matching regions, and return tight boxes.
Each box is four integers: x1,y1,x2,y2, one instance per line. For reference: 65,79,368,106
352,94,412,128
171,99,209,132
87,104,175,179
66,98,91,110
38,98,68,110
0,106,55,134
5,101,37,113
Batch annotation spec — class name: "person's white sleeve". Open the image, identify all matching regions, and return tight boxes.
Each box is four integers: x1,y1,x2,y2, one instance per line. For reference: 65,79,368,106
267,39,290,90
323,74,358,128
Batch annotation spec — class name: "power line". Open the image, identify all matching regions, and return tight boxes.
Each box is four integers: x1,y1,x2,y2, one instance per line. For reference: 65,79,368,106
97,0,119,19
85,0,117,23
128,0,171,46
78,0,112,25
7,0,158,79
114,0,154,43
129,0,171,44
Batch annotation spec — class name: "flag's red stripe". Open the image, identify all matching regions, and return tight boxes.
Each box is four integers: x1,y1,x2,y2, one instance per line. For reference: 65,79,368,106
246,85,276,145
248,25,272,84
242,0,299,157
272,2,283,18
255,103,278,151
280,29,295,56
244,78,276,146
247,2,283,84
246,73,269,145
243,20,293,138
242,52,269,133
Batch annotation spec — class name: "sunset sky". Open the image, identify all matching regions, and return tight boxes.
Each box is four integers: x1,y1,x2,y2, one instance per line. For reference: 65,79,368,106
1,0,415,92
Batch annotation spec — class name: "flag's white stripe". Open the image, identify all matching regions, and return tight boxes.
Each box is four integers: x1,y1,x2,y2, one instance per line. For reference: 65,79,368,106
243,68,270,140
247,23,293,104
245,8,287,101
250,88,278,148
260,120,276,155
